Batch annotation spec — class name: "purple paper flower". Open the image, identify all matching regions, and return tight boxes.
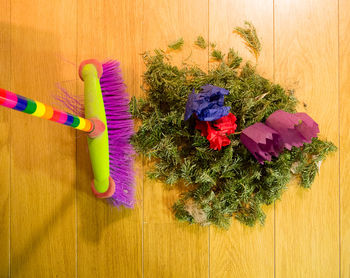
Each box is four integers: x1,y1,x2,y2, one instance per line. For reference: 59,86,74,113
293,112,320,141
184,84,231,121
240,123,283,164
241,110,320,164
265,110,319,150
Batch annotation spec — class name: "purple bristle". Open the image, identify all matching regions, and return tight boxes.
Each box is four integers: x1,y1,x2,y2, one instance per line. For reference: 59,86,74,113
100,60,135,208
55,84,84,116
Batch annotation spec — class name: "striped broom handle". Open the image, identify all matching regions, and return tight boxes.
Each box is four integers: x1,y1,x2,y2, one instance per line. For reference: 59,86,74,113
0,88,93,132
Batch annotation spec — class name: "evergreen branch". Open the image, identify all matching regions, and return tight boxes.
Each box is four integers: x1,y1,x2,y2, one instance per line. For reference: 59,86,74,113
211,49,224,61
194,35,207,49
210,42,217,48
233,21,261,61
168,37,184,50
227,48,242,68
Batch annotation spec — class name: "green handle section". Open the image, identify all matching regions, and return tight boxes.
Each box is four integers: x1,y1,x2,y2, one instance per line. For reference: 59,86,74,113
80,63,110,193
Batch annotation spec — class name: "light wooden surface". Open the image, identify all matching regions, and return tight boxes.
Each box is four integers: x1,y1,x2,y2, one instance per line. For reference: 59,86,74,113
0,0,347,277
0,1,10,276
274,1,339,277
209,1,274,277
10,1,77,277
340,0,350,277
76,1,143,277
142,1,209,277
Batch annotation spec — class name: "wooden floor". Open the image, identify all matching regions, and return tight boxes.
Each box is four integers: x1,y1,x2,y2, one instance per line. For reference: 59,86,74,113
0,0,349,277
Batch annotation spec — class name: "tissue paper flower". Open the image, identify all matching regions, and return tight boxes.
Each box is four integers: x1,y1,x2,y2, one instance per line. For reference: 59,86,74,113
240,122,283,164
195,120,231,150
195,113,237,150
265,110,319,150
241,110,319,163
214,113,237,135
184,85,231,121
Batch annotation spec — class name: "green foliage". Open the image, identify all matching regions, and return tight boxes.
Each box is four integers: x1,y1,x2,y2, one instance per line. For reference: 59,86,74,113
210,42,217,48
130,28,337,228
234,21,261,61
211,49,224,61
195,36,207,49
227,48,242,69
168,38,184,50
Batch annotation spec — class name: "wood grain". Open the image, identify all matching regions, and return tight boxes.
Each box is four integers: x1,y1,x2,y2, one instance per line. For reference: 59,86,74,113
0,0,11,276
340,0,350,276
76,0,143,277
144,223,209,278
142,0,209,224
274,1,339,277
10,1,77,277
0,0,347,276
209,1,274,277
142,0,209,277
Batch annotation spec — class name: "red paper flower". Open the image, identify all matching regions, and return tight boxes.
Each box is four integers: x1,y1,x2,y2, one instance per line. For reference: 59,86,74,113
195,113,237,150
195,120,210,137
214,113,237,135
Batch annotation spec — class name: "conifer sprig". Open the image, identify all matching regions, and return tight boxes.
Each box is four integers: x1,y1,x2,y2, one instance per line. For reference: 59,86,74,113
194,36,207,49
233,21,261,61
168,37,184,50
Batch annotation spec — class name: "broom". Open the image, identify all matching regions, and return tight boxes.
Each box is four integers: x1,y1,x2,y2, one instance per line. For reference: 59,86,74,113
0,59,135,208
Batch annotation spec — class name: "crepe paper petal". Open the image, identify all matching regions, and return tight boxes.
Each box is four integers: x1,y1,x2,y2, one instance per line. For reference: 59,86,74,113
240,122,283,164
184,85,231,121
294,112,320,142
198,106,231,122
195,120,228,150
206,122,231,150
208,132,231,150
265,110,319,150
195,119,210,137
184,90,199,121
200,84,229,105
214,113,237,135
265,110,303,150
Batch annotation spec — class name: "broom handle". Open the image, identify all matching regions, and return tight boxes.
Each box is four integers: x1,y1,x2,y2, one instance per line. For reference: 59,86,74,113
0,88,93,132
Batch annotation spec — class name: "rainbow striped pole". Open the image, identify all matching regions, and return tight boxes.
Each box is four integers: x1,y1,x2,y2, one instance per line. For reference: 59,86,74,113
0,88,93,132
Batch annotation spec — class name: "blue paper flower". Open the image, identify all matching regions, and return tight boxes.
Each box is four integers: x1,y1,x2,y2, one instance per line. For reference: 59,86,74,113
184,85,231,121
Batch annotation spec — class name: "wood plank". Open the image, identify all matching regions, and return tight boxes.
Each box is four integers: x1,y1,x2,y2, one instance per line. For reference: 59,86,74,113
209,1,274,277
10,1,77,277
0,0,11,276
340,0,350,276
142,0,209,224
144,223,208,277
76,1,143,277
274,1,339,277
142,0,209,277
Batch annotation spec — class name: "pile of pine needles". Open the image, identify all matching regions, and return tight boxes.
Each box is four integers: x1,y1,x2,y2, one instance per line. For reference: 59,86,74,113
130,22,336,228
